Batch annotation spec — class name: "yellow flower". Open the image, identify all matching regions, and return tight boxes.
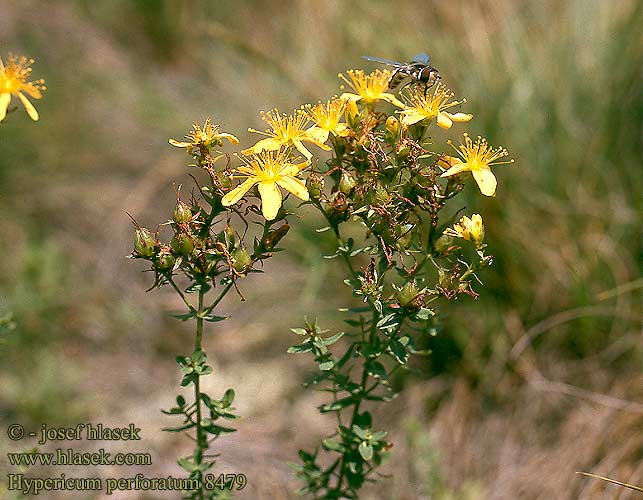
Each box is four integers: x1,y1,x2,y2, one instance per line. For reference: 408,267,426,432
169,118,239,153
303,97,349,144
399,83,472,128
0,54,46,122
222,150,310,220
440,134,513,196
445,214,485,247
338,69,404,108
242,109,331,160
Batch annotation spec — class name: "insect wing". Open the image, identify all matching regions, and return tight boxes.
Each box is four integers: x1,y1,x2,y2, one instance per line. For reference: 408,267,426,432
361,55,404,68
411,53,431,65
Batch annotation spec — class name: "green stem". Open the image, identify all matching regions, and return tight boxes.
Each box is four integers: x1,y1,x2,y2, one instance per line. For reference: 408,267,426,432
194,289,205,500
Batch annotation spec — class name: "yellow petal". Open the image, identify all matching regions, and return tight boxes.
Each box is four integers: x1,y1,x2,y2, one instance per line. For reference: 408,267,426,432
471,167,497,196
221,178,258,206
168,139,192,148
242,138,282,155
381,93,405,108
294,160,311,171
438,155,461,168
339,92,362,103
306,126,330,144
443,112,473,123
293,140,313,160
400,109,428,127
217,133,240,144
277,175,310,201
436,112,453,129
0,93,11,122
440,161,470,177
334,123,350,137
258,181,282,220
17,92,39,121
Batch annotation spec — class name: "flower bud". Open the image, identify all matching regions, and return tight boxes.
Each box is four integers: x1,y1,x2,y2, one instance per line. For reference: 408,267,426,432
306,174,324,200
157,249,175,271
339,171,357,195
397,281,425,311
385,116,400,136
330,191,350,212
170,233,195,256
261,224,289,251
173,200,192,224
134,227,156,258
231,248,252,275
224,225,236,248
215,171,233,189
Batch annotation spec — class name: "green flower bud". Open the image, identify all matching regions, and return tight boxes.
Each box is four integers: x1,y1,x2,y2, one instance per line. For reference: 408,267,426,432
157,249,175,271
339,171,357,195
306,174,324,200
397,281,425,311
261,224,290,251
170,233,195,256
224,225,236,248
215,171,233,189
134,227,156,258
173,200,192,224
232,248,252,275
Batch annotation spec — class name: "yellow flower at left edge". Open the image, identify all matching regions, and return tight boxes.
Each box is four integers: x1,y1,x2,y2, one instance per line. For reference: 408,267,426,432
399,83,472,129
338,69,405,108
222,150,310,221
0,54,46,122
242,109,331,160
169,118,239,153
440,133,513,196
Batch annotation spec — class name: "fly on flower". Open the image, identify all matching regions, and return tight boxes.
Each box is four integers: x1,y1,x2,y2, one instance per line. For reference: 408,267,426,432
0,54,46,122
362,53,441,93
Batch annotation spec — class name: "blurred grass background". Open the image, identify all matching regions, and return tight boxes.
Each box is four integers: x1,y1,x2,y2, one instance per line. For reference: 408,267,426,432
0,0,641,498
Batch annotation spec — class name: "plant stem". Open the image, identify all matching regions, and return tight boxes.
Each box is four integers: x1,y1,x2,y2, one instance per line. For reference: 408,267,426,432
194,288,205,500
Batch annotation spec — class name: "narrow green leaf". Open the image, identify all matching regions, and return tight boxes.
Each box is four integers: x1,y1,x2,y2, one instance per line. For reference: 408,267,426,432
358,442,373,461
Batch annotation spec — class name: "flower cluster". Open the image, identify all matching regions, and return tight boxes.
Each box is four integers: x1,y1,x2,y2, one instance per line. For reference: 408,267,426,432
131,59,513,500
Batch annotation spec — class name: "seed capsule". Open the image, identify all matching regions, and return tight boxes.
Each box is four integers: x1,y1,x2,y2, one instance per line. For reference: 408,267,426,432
339,172,357,195
232,248,252,274
173,200,192,224
134,227,156,258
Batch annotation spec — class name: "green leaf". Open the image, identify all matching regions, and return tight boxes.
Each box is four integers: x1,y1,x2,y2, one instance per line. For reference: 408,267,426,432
222,388,235,407
202,314,230,323
163,422,195,433
366,361,387,379
320,396,354,413
287,342,313,354
318,360,334,371
290,327,308,336
186,283,212,294
416,307,434,320
322,438,345,452
315,226,331,233
322,332,344,346
389,339,408,364
352,425,368,440
169,312,196,321
358,442,373,461
377,314,399,330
